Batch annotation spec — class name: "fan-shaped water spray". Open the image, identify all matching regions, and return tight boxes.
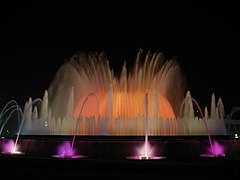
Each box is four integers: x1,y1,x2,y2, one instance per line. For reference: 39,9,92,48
16,49,227,136
45,50,182,135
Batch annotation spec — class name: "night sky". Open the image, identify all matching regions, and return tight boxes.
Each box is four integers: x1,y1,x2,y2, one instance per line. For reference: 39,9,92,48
1,1,239,116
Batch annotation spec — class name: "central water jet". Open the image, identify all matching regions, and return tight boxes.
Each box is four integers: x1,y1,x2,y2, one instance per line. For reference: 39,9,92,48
127,93,166,160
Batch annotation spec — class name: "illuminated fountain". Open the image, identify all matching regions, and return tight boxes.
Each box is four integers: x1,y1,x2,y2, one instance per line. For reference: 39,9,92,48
0,49,232,160
18,50,226,136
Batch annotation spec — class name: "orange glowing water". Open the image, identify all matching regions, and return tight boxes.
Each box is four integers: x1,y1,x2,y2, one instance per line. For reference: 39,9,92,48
47,49,186,135
18,50,226,136
74,91,176,134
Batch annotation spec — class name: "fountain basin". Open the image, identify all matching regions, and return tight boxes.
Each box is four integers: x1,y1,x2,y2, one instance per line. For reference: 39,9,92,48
0,135,239,160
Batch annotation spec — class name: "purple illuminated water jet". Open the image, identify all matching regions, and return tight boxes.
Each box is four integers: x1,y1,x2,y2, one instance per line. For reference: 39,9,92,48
200,141,225,158
1,139,24,155
52,141,86,159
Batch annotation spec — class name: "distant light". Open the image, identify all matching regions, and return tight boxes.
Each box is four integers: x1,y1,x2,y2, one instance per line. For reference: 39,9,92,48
235,134,238,139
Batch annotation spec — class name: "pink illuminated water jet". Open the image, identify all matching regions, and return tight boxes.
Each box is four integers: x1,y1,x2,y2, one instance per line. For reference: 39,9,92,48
52,141,86,159
1,139,24,155
126,140,166,160
200,141,225,158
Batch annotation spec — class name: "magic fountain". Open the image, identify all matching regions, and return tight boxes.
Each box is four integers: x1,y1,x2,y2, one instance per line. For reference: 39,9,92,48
18,50,226,136
0,49,238,160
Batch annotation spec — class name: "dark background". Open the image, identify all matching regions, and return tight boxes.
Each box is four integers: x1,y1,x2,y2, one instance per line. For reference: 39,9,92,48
1,1,239,116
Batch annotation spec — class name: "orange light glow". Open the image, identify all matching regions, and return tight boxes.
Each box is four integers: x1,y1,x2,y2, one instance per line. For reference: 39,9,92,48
48,49,185,135
74,89,176,135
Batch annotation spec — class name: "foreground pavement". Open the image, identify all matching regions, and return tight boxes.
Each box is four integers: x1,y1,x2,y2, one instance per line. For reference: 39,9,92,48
1,154,240,180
